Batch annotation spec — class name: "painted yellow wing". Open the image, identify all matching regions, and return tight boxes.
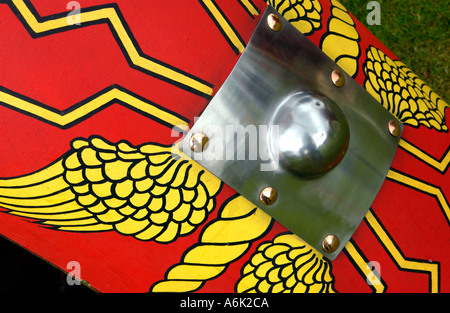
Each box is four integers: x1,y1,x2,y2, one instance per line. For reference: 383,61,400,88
0,136,222,243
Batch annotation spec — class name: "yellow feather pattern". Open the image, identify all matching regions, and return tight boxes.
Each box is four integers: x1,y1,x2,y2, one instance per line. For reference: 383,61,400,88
0,136,223,243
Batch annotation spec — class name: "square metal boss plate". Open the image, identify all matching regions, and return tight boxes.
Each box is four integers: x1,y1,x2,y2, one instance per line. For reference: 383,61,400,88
180,6,402,260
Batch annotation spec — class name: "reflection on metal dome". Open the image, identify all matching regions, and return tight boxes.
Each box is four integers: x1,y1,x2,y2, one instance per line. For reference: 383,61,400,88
269,92,350,179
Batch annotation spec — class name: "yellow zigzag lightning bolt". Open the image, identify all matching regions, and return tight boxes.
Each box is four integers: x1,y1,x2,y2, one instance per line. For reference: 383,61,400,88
0,136,222,243
365,209,440,293
399,139,450,173
9,0,213,97
0,86,189,131
387,169,450,224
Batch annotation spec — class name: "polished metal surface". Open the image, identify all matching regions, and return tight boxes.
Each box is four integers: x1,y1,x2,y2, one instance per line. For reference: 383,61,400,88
180,6,402,259
270,92,350,179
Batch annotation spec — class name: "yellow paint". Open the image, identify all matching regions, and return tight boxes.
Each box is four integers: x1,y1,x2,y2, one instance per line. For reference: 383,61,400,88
236,233,336,293
364,46,449,131
150,195,273,292
0,136,222,242
267,0,322,36
320,0,360,78
240,0,260,16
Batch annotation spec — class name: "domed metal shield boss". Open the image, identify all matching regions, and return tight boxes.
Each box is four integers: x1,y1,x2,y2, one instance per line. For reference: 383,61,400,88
180,6,403,260
270,92,350,179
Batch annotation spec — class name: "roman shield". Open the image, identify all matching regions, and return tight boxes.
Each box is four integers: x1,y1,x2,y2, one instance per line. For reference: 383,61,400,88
0,0,448,293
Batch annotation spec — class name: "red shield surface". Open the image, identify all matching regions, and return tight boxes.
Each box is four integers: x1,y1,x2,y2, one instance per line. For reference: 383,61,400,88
0,0,448,294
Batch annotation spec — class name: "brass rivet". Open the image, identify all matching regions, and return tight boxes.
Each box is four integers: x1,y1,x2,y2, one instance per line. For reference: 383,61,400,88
331,69,345,87
322,234,340,253
189,132,209,152
267,13,282,32
259,187,278,206
388,120,401,137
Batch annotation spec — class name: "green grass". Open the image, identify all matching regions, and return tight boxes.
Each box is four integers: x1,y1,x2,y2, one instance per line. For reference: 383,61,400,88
339,0,449,102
